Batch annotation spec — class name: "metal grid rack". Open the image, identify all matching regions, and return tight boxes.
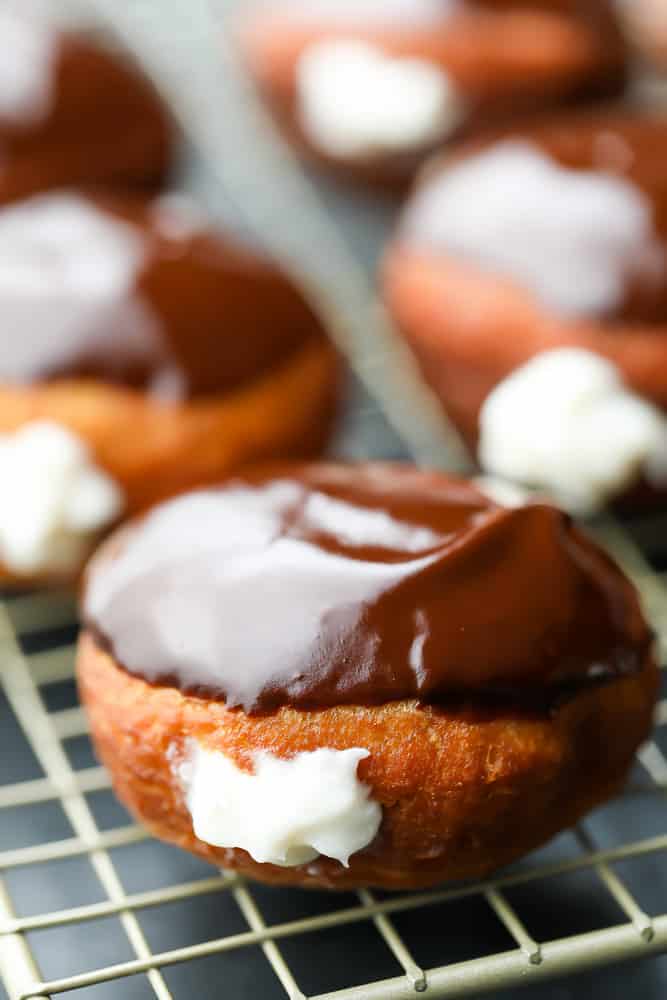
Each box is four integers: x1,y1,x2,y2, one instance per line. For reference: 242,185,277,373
2,1,667,997
0,536,666,1000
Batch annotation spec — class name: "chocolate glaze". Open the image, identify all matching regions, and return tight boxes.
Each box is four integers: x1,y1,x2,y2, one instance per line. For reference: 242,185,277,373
0,192,324,399
84,463,652,714
0,28,171,204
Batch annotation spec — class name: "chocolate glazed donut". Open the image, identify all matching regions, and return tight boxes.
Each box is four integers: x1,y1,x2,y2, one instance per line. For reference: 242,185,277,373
78,464,658,889
0,193,338,584
238,0,627,192
0,19,172,204
383,111,667,452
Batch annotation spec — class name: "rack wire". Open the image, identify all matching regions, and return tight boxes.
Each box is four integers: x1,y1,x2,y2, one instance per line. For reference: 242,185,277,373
1,552,666,1000
1,2,667,998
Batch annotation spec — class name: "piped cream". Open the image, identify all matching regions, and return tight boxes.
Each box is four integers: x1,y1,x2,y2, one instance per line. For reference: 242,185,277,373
297,40,464,159
175,741,381,868
0,421,123,575
479,348,667,513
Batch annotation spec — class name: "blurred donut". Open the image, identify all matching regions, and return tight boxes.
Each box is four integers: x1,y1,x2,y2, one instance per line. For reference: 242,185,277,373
0,192,338,583
239,0,627,190
383,111,667,510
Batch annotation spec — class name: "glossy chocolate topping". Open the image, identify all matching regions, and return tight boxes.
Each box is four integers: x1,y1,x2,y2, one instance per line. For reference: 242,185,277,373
84,463,652,713
0,192,323,399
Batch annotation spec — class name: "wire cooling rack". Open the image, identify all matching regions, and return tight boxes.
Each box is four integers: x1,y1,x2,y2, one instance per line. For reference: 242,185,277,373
1,2,667,998
0,556,667,1000
0,536,666,1000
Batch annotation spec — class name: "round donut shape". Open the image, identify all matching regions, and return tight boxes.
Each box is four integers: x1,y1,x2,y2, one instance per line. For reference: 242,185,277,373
239,0,627,192
0,21,173,203
383,111,667,451
77,463,658,889
77,611,657,890
0,192,338,585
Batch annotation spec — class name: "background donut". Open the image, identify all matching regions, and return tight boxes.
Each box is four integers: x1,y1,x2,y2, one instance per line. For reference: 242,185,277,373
0,191,339,583
383,112,667,465
239,0,628,191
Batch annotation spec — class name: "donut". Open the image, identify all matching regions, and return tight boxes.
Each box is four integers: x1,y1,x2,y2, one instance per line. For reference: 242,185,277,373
0,6,172,204
77,463,658,890
383,111,667,512
239,0,627,191
0,192,338,584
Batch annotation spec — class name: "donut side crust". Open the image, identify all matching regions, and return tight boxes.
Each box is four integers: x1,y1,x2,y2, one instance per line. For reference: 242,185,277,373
383,246,667,447
77,631,659,890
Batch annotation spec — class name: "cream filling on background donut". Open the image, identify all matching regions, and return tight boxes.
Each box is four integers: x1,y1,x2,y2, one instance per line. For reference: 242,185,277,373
478,349,667,514
297,41,465,159
0,193,184,400
400,141,666,318
0,6,57,124
174,742,381,868
0,421,123,575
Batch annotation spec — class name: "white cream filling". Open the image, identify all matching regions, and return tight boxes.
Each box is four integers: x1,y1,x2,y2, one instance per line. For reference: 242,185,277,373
0,6,57,124
478,349,667,514
175,742,382,868
0,421,123,574
296,40,464,159
400,141,666,318
0,193,182,400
